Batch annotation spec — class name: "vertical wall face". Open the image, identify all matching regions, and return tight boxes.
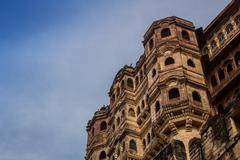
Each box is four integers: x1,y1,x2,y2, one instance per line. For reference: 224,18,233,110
200,1,240,160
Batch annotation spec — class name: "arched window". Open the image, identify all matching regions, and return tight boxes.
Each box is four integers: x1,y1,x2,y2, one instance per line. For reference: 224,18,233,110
218,32,225,44
135,76,139,86
149,38,154,50
127,78,134,89
128,108,135,117
121,80,125,90
173,140,187,159
116,87,120,97
155,101,161,113
99,151,106,160
165,57,175,65
211,75,218,87
146,94,149,103
151,130,155,138
122,110,125,118
189,138,204,160
218,68,225,81
152,69,156,78
226,23,234,34
111,94,115,103
142,139,146,149
100,121,107,131
169,88,180,100
181,30,190,40
235,15,240,25
147,133,151,144
92,128,95,136
141,100,145,109
192,91,201,103
161,28,171,38
129,139,137,151
117,117,120,126
227,63,233,74
137,106,140,115
140,70,143,80
144,64,147,74
235,52,240,66
187,59,195,67
211,40,217,50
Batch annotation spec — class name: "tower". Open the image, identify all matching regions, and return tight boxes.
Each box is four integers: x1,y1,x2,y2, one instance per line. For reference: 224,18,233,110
142,17,210,160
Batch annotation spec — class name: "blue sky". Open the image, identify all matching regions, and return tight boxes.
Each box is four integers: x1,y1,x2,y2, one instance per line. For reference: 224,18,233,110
0,0,230,159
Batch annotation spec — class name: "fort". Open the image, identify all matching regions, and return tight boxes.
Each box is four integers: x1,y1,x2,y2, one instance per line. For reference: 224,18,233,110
86,0,240,159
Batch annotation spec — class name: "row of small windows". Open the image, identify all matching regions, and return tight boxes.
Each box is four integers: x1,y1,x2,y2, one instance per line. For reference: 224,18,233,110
164,57,196,68
154,89,201,113
97,138,204,160
168,88,201,102
137,100,146,115
98,139,137,160
149,29,190,50
161,28,190,40
111,78,134,103
210,52,240,88
129,139,137,151
140,138,203,159
142,132,154,149
112,57,196,102
94,89,202,135
125,139,203,159
204,14,240,54
135,70,145,87
111,110,128,132
93,107,142,135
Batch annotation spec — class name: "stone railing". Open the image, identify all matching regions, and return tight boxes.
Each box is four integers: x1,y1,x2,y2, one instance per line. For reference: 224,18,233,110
153,100,209,134
211,66,240,98
208,21,240,60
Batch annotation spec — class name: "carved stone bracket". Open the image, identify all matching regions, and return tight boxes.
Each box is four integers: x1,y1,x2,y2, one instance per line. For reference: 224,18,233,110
186,118,193,132
169,122,178,135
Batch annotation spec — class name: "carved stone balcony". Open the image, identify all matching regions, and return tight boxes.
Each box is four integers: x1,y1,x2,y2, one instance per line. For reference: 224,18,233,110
142,137,165,160
211,66,240,98
153,99,209,136
137,106,151,126
209,23,240,60
87,132,108,154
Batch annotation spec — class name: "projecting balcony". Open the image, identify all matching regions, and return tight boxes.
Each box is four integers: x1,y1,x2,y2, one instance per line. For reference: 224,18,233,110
87,132,108,152
211,65,240,98
136,106,151,126
142,137,165,160
209,22,240,60
153,99,209,134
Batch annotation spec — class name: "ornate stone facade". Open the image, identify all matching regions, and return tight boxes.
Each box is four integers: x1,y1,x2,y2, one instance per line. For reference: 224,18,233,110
85,0,240,159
